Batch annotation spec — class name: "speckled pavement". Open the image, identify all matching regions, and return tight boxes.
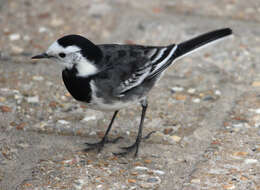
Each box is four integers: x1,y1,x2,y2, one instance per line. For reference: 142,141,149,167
0,0,259,189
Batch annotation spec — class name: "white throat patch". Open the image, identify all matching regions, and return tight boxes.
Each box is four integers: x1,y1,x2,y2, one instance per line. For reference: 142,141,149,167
47,41,98,77
76,58,98,77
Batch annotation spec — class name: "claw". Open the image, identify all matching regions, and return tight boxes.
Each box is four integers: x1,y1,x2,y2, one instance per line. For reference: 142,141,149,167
84,142,105,153
108,136,124,143
113,131,155,157
119,144,136,150
113,151,129,157
84,146,97,152
84,136,123,153
142,131,156,140
114,140,140,157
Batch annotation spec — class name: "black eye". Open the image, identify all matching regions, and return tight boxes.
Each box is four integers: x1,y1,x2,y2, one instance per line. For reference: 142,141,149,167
59,53,66,58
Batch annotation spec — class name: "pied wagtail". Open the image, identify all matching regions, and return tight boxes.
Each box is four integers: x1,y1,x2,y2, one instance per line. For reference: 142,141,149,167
32,28,232,156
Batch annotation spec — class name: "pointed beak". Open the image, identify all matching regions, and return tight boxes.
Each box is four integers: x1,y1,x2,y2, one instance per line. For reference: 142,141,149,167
31,53,49,59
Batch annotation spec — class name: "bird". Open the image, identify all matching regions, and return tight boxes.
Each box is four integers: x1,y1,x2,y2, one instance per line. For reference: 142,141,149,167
32,28,232,156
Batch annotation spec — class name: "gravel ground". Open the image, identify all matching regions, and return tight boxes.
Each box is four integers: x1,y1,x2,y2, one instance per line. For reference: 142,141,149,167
0,0,260,189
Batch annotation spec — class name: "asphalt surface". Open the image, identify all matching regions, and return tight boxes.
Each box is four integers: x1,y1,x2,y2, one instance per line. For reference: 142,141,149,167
0,0,260,189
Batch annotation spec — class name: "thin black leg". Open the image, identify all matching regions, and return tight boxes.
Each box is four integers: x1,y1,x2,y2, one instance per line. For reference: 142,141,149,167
114,99,148,157
84,110,122,152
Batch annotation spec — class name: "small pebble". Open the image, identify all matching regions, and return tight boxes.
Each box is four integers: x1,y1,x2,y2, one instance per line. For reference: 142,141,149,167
49,101,58,108
215,90,221,95
61,95,67,101
0,105,12,113
128,179,136,183
233,126,240,131
175,94,187,101
17,143,29,149
187,88,196,94
11,45,24,54
223,184,235,190
147,131,175,144
27,96,39,103
131,171,138,176
232,123,244,128
9,33,21,41
244,159,258,164
171,86,184,93
163,128,173,135
3,28,9,34
140,183,152,189
81,115,96,122
0,51,11,61
32,75,44,81
144,159,152,164
147,177,159,183
192,98,201,103
191,178,200,184
73,179,85,190
50,18,64,27
89,131,97,136
240,176,249,181
23,35,30,41
0,97,6,102
171,135,181,142
46,81,53,86
134,166,148,171
252,81,260,87
203,95,214,101
249,108,260,114
152,170,165,175
57,120,70,125
38,26,48,33
139,176,161,189
232,151,248,157
34,122,47,130
208,168,228,174
14,94,23,100
16,123,26,130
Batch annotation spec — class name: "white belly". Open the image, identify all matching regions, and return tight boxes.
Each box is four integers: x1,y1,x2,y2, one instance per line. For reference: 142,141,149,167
85,99,139,111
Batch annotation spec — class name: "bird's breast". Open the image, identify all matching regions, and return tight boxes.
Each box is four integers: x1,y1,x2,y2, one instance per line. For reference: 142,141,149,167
62,69,92,103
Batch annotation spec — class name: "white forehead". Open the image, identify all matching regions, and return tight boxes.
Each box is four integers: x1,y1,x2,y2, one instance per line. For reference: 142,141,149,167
46,41,80,54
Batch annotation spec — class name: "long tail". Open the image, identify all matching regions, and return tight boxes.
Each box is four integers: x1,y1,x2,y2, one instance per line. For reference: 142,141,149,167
174,28,232,59
147,28,232,79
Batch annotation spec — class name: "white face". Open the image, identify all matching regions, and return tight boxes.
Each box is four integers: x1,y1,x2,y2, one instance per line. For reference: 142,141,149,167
46,41,98,77
46,41,81,69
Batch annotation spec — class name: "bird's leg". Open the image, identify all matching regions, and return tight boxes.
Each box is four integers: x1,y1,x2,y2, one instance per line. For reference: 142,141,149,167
114,99,148,157
84,110,122,152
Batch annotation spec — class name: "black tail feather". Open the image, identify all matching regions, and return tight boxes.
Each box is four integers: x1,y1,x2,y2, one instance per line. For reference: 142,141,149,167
147,28,232,79
174,28,232,59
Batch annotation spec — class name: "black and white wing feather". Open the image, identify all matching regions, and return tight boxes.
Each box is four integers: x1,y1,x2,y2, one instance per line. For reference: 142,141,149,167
98,28,232,98
110,44,178,96
148,44,177,79
116,61,152,96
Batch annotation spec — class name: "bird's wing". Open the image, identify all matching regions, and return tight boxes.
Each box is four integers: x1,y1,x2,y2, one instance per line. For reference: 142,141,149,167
115,59,152,96
147,44,177,79
99,28,232,97
100,44,177,96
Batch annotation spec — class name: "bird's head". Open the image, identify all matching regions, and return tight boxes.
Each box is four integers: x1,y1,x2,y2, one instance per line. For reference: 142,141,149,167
32,34,103,77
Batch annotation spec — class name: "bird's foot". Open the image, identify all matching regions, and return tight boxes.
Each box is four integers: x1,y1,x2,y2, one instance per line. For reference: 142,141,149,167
113,131,156,157
113,141,140,157
84,136,123,152
142,131,156,140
